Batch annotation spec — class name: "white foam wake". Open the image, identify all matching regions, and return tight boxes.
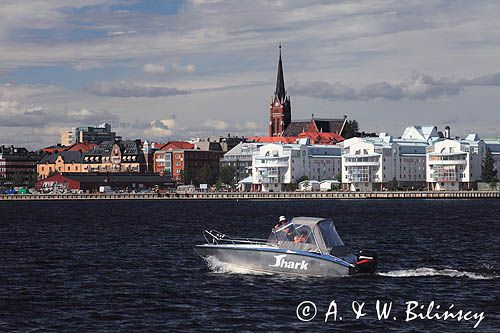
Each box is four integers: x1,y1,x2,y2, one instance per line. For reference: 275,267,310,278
378,267,497,280
204,256,272,275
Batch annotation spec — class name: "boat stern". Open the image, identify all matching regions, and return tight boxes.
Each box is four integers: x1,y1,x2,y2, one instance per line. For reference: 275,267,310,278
352,249,378,275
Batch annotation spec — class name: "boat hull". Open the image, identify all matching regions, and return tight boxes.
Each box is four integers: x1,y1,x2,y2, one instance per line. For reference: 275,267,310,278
194,244,353,277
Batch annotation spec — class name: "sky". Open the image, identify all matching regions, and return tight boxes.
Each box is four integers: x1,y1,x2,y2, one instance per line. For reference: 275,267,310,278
1,0,500,149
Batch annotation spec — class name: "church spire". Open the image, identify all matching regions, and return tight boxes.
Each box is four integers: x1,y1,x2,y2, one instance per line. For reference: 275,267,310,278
275,44,286,102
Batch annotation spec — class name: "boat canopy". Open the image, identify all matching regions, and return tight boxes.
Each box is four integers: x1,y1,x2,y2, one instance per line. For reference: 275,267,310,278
268,217,344,253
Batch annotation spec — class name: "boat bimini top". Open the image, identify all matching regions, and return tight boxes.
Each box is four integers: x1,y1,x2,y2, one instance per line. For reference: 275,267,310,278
268,217,345,254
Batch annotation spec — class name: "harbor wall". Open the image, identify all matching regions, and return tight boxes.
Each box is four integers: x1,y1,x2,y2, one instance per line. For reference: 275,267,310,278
1,191,500,201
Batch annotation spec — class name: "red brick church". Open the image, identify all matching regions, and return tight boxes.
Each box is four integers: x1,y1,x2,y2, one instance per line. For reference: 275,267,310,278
252,45,346,145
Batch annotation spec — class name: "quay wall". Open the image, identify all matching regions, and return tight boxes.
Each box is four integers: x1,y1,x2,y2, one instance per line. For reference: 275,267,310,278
1,191,500,201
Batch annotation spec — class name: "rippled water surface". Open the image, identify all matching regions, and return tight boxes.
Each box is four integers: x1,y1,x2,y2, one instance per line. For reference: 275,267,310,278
1,199,499,332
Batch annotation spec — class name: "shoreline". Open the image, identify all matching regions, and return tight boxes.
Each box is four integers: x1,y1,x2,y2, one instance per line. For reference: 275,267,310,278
1,190,500,201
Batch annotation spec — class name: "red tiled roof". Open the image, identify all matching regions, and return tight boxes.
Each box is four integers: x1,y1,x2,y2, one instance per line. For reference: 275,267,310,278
159,141,195,150
297,131,344,144
248,136,297,144
65,142,97,152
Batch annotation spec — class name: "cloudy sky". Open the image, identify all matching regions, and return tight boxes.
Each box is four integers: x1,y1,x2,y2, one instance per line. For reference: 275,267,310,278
1,0,500,149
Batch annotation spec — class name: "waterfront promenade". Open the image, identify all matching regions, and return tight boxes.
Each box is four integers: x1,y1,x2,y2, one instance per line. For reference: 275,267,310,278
1,191,500,201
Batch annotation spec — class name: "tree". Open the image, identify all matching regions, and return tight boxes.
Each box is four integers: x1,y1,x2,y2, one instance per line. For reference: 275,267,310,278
342,120,359,139
387,177,398,191
214,179,223,191
198,165,215,185
297,175,309,183
219,165,236,187
180,169,195,185
335,172,342,183
12,172,25,187
481,148,498,185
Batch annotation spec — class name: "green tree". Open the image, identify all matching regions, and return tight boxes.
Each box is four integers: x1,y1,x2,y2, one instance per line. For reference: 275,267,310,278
387,177,398,191
297,175,309,183
214,179,223,191
481,148,498,185
219,165,236,187
180,169,195,185
342,120,359,139
198,165,214,185
12,172,25,187
335,172,342,183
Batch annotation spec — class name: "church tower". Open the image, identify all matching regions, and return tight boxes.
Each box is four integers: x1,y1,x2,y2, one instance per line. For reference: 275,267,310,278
269,45,291,137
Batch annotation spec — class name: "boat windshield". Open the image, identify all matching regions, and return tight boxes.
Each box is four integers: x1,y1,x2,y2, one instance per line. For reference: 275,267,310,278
318,220,344,248
268,222,318,250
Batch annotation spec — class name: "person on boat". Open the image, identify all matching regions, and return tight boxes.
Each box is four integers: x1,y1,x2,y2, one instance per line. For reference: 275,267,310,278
274,216,287,229
272,216,295,242
293,232,308,243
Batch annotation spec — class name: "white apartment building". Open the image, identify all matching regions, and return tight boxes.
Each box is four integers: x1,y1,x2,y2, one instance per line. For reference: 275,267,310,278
342,126,439,191
426,135,486,190
251,142,341,192
341,135,395,191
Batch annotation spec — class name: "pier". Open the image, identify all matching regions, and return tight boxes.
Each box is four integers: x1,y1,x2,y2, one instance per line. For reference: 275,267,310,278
1,191,500,201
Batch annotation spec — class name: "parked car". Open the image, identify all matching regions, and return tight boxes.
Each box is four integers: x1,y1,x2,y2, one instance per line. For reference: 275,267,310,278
5,188,17,195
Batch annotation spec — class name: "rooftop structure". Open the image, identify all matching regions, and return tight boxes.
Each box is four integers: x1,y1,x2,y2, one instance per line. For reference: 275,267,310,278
61,123,117,145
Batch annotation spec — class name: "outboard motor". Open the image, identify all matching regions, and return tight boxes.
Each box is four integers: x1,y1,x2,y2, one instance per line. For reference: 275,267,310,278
355,249,378,274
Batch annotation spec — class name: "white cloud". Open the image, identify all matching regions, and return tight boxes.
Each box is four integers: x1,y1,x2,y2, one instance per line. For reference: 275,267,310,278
0,100,48,127
243,121,258,130
66,108,119,123
143,63,167,74
148,118,177,137
172,63,196,73
86,81,191,97
203,119,228,130
106,30,136,36
0,83,62,100
73,61,104,71
289,72,500,101
142,63,196,75
0,100,119,128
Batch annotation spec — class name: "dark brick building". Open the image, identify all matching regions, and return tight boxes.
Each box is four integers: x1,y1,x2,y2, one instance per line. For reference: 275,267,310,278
0,145,42,187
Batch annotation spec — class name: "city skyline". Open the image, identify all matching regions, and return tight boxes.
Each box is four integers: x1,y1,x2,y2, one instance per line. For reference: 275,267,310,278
1,1,500,149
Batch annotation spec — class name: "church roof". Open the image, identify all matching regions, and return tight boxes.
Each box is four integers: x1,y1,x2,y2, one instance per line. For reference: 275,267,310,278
283,118,346,137
282,121,309,137
275,45,286,102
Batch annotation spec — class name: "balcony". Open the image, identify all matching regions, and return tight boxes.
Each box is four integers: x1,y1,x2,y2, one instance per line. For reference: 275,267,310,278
343,160,380,167
256,176,283,184
254,157,289,168
255,161,289,168
347,176,372,182
429,173,458,182
428,159,467,166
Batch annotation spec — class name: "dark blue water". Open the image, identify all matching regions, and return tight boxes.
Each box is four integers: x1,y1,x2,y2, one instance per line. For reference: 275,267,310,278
1,199,499,332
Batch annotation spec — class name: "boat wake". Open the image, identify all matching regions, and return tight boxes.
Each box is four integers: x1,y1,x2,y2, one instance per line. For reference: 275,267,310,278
204,256,272,275
378,267,498,280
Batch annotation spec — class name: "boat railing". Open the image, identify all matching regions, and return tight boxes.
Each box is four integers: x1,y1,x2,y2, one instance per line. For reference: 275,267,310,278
203,229,269,246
